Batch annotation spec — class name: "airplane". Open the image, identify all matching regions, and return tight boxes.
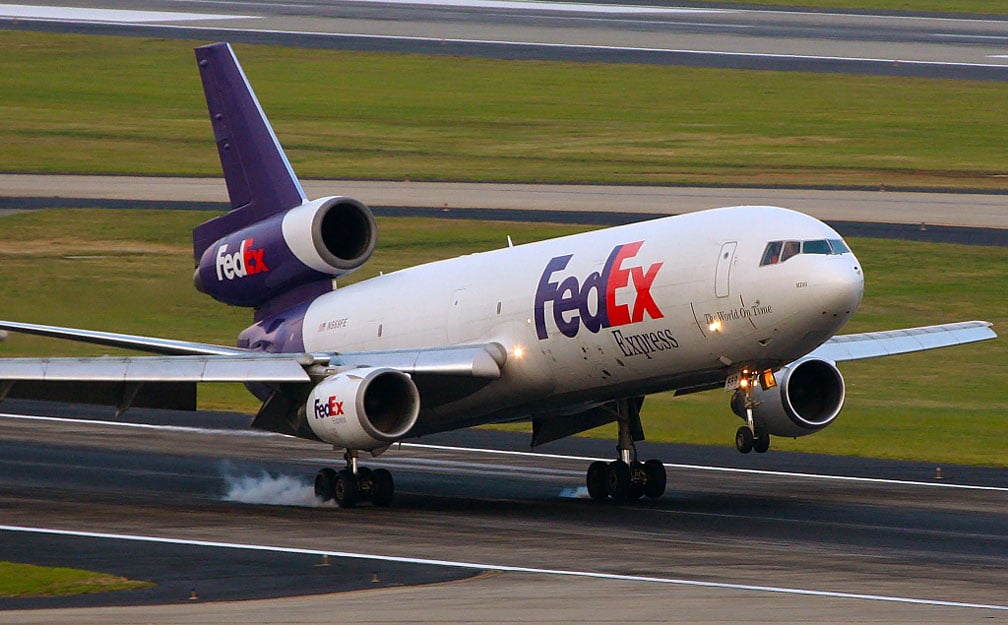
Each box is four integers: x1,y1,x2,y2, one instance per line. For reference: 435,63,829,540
0,42,996,508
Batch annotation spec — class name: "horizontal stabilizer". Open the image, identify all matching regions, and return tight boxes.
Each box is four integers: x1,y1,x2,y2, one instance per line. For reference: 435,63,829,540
810,321,996,362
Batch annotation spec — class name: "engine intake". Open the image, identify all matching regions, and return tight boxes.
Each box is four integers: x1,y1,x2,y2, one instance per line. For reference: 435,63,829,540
194,196,377,307
731,358,845,437
306,368,420,451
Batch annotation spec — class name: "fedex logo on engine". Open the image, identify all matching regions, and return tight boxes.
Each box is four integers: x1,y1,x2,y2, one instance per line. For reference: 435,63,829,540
313,395,345,419
534,241,663,340
215,238,268,281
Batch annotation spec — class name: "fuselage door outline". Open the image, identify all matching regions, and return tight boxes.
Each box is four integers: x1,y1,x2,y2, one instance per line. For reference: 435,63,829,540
715,241,737,298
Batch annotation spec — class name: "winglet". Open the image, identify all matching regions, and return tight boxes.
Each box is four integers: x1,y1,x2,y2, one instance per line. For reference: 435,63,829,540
192,42,307,259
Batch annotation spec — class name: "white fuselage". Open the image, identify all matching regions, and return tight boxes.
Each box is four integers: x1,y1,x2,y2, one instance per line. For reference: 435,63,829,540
301,206,864,432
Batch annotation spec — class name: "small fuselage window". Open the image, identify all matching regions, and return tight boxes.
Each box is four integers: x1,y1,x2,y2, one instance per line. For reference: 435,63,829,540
760,238,850,266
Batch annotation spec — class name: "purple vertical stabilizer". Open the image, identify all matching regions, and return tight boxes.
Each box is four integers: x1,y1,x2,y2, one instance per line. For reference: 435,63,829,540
192,42,307,260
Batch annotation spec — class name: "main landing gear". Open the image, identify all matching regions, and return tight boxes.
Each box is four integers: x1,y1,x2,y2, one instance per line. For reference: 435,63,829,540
314,450,394,508
734,369,771,455
585,397,667,502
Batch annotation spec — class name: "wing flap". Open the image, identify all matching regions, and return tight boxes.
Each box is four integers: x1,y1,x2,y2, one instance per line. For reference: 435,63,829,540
330,343,506,379
809,321,996,362
3,381,197,412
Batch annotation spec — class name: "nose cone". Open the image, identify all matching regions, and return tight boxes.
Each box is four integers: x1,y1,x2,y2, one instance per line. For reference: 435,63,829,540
815,253,864,331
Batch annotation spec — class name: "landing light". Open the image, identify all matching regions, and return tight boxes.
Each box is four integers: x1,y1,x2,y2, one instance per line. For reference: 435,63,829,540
513,346,525,359
708,320,722,333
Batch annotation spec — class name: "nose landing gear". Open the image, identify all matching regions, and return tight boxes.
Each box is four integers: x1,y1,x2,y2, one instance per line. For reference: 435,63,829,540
585,397,667,502
734,368,771,454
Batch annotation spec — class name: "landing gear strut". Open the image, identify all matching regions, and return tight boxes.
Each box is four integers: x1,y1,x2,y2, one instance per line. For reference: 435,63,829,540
314,450,395,508
734,369,771,454
585,397,667,502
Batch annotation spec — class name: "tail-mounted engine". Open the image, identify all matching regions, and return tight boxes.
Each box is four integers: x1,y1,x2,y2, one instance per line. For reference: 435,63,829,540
194,196,377,307
731,358,845,437
306,367,421,451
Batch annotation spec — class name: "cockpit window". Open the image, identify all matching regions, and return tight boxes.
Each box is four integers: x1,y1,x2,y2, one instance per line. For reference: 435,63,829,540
802,240,831,255
760,238,851,266
760,241,782,266
780,240,801,262
828,238,850,254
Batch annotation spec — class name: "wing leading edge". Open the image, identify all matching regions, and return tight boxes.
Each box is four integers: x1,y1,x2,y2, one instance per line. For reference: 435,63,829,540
0,320,244,356
809,321,996,362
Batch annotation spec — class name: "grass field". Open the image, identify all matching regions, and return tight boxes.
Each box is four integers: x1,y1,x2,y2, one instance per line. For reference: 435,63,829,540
2,31,1008,189
0,208,1003,467
0,561,153,597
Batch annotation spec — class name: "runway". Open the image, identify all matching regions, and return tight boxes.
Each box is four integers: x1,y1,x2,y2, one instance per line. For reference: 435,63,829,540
1,403,1007,622
2,175,1005,246
3,0,1008,79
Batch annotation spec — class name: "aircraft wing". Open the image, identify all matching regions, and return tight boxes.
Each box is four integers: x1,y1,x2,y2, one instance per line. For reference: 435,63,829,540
0,354,314,383
808,320,996,362
0,353,314,413
0,320,504,417
0,320,244,356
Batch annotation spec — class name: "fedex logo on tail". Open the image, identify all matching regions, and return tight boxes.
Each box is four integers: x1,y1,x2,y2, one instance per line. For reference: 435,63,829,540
534,241,663,340
215,238,268,281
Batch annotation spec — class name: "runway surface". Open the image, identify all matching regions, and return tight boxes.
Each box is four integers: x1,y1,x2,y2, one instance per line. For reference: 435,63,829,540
2,175,1005,246
3,0,1008,79
1,402,1007,623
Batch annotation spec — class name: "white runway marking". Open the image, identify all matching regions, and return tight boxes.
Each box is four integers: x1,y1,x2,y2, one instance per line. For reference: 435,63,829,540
131,26,1008,70
0,3,256,22
3,9,1004,71
402,442,1008,493
325,0,727,15
1,524,1006,612
3,413,1003,495
0,412,274,437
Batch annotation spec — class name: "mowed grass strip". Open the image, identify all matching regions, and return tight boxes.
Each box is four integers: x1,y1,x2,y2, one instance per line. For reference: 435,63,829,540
0,208,1004,466
0,562,154,597
2,31,1008,189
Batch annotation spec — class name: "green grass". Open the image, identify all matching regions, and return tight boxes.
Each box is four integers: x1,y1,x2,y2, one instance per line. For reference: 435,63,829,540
0,561,154,597
2,31,1008,189
0,209,1004,466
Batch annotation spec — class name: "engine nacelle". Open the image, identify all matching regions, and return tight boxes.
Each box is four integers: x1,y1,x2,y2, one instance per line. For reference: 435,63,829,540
306,368,420,451
195,196,377,307
731,358,845,438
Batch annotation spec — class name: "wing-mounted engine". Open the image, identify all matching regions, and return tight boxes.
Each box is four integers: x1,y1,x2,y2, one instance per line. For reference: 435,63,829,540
731,358,845,437
306,367,421,451
194,196,377,307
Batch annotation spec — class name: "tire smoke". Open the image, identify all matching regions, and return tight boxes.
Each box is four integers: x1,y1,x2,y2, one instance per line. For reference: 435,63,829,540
220,462,330,507
559,486,589,498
